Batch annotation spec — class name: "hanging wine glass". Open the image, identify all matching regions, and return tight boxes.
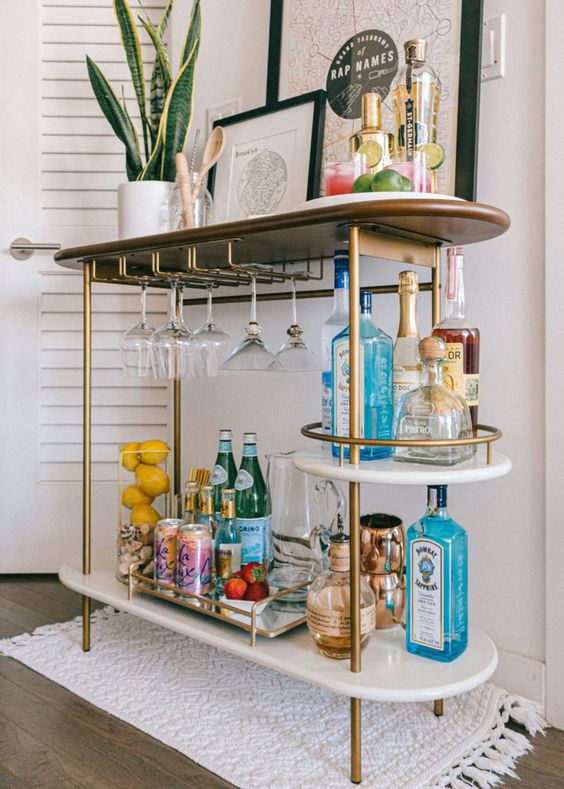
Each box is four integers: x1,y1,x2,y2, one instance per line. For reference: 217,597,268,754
268,279,319,372
221,276,275,371
120,282,155,378
149,282,192,379
189,286,233,377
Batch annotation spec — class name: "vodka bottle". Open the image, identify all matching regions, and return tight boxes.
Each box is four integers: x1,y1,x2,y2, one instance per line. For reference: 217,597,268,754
406,485,468,662
211,429,237,518
235,433,271,566
331,290,394,461
321,250,349,436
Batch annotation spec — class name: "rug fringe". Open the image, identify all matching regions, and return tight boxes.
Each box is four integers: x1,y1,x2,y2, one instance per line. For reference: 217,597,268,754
433,691,547,788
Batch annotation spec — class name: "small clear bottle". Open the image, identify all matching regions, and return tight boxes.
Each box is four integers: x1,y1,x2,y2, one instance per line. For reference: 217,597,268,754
321,250,349,436
214,489,241,594
406,485,468,662
394,336,473,465
307,516,376,660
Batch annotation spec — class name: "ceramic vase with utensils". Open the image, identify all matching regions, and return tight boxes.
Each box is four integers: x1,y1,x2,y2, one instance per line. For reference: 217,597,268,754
360,513,406,629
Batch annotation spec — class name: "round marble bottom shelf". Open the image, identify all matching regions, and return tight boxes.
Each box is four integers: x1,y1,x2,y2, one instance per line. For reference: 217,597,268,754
292,447,512,486
60,554,498,703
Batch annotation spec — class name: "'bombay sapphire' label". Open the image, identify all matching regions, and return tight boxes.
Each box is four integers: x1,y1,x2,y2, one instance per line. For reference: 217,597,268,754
410,538,443,650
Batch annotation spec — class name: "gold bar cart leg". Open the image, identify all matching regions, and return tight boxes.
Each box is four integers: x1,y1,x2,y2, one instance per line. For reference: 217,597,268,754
432,247,441,327
434,699,444,717
173,286,182,515
82,261,92,652
349,226,362,782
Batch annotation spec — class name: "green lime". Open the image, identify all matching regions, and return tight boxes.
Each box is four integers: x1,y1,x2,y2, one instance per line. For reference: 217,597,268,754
418,142,445,170
352,174,374,193
400,175,413,192
357,140,383,168
370,169,405,192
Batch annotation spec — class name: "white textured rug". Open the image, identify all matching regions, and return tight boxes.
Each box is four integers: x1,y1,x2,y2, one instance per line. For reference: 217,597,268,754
0,608,545,789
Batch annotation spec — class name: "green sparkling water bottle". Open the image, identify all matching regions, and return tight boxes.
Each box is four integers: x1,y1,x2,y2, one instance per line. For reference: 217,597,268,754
211,429,237,519
235,432,271,567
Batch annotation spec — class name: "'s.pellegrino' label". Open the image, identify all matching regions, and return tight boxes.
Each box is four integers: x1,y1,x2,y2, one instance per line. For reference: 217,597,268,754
211,464,228,485
234,469,254,491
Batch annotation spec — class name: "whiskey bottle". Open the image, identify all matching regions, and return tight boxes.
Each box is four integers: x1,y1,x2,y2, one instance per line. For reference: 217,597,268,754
406,485,468,662
392,39,441,154
393,271,421,408
433,247,480,426
349,93,394,171
307,516,376,660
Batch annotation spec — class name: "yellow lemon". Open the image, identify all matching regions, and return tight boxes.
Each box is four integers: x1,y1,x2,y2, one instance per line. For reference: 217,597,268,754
130,503,162,526
121,484,153,510
121,442,141,472
136,464,170,497
138,439,169,465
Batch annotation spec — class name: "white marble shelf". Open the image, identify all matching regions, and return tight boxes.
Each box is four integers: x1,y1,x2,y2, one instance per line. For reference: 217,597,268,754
61,555,497,704
293,447,512,486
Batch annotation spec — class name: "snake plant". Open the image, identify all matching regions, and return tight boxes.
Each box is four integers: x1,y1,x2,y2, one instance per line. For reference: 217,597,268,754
86,0,201,181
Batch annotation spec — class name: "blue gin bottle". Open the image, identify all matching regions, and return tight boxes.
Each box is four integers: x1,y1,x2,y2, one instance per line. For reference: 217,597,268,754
406,485,468,662
331,290,393,460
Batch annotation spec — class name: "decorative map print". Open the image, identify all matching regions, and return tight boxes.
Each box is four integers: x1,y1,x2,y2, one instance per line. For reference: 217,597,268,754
279,0,462,193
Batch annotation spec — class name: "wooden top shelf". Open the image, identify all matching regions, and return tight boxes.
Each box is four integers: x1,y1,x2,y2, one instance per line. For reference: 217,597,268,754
54,198,510,272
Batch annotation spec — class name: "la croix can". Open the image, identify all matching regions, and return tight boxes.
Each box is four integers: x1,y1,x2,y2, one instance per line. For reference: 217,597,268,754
154,518,184,592
177,525,212,596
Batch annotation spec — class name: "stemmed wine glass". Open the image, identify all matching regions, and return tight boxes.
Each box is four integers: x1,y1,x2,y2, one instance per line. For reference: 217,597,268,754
221,276,275,371
268,279,319,372
120,282,155,377
149,283,192,379
189,286,233,377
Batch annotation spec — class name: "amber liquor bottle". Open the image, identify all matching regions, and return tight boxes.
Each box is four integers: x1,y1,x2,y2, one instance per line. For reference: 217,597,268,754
433,247,480,426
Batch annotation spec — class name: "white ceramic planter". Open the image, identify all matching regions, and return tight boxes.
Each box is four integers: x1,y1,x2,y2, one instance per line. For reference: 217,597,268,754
117,181,174,239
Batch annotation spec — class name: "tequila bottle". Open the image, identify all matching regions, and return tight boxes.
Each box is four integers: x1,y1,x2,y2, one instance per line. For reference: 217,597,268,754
211,429,237,518
235,433,271,566
307,516,376,660
321,250,349,436
433,247,480,427
197,483,217,573
214,488,241,593
393,271,421,408
392,39,441,153
331,290,394,460
183,480,199,522
394,336,473,466
406,485,468,662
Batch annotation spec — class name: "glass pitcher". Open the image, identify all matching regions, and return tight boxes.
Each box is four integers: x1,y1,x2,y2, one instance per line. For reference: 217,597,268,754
266,451,345,611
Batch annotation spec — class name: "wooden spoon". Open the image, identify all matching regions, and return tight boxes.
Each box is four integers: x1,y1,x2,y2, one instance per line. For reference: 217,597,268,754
192,126,226,200
175,152,194,229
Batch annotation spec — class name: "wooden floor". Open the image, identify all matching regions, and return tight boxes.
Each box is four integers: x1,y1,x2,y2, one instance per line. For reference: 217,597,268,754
0,577,562,789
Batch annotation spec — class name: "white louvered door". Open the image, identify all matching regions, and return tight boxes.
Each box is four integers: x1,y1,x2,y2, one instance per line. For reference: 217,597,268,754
0,0,169,571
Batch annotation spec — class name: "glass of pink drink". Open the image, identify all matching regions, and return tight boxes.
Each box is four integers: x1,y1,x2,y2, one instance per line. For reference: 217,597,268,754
325,154,368,196
384,151,433,193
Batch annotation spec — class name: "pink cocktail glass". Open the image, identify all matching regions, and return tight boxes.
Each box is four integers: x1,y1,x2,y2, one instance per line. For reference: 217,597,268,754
384,152,432,193
325,155,368,196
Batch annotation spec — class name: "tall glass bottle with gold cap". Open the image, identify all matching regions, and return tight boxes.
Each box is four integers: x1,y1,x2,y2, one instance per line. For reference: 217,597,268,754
393,271,421,408
183,480,199,522
214,488,241,594
392,39,441,154
198,483,218,574
349,92,394,172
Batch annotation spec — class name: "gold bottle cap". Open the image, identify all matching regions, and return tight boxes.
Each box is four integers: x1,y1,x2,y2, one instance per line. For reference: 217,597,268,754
361,92,382,129
419,336,446,362
404,38,427,63
398,271,419,295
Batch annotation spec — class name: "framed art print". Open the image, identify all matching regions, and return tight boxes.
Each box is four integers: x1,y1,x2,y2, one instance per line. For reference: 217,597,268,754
208,91,326,223
267,0,483,200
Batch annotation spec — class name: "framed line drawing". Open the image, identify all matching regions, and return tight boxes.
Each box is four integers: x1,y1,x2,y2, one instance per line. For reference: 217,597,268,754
208,91,326,223
267,0,483,200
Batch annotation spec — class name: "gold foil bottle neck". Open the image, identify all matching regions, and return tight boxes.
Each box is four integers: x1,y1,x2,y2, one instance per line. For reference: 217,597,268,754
221,488,236,519
398,270,419,295
419,335,446,362
200,484,214,515
404,38,427,63
361,92,382,129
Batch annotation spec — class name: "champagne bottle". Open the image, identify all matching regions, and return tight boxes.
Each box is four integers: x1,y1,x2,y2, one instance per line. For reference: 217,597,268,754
211,429,237,518
235,432,271,566
393,271,421,407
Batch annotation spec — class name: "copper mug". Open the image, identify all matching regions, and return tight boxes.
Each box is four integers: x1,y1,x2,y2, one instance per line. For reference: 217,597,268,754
360,513,405,575
362,572,405,629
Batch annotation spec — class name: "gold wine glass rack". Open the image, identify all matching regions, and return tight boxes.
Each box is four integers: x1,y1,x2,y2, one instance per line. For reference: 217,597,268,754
55,197,511,784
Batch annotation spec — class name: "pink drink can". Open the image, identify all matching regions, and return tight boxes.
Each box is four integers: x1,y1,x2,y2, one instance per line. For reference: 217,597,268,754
177,525,212,596
154,518,183,591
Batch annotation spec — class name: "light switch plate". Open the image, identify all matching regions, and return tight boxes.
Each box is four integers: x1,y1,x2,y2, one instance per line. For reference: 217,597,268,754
206,99,242,135
482,15,506,82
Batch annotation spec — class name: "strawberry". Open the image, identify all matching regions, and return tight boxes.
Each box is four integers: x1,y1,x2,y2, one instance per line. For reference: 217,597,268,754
244,580,269,602
241,562,267,584
224,577,247,600
232,570,243,579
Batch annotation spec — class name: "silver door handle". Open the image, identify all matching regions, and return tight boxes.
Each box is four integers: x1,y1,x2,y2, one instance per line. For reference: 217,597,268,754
10,237,61,260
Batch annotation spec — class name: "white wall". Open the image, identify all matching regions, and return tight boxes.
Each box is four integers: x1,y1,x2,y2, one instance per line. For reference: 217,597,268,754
173,0,546,704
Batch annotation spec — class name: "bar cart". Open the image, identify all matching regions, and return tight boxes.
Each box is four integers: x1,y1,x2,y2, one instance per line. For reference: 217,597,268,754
55,197,511,784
